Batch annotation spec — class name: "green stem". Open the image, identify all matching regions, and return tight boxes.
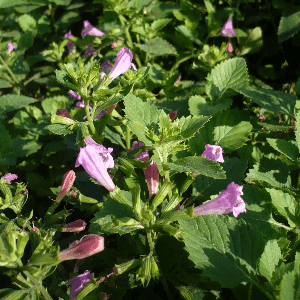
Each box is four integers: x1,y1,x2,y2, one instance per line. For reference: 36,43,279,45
162,150,170,182
146,229,155,256
0,55,20,85
84,99,101,143
126,126,131,150
118,14,142,68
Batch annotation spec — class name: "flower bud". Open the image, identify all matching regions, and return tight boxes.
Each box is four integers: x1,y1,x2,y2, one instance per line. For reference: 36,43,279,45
56,170,76,203
144,161,159,198
62,220,87,232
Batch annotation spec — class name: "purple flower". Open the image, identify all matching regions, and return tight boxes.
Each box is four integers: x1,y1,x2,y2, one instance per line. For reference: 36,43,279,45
69,90,81,101
64,31,74,38
193,182,246,218
100,59,112,78
62,219,87,232
83,44,97,58
144,160,159,197
201,144,224,163
59,234,104,261
69,271,94,300
128,141,149,162
1,173,18,184
108,47,137,80
7,42,17,53
220,17,235,38
81,20,106,38
67,41,74,55
75,137,116,191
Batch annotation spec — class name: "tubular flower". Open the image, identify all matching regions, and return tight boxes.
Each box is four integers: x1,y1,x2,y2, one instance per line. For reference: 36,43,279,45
62,220,87,232
81,20,106,38
69,90,81,101
56,170,76,203
1,173,18,184
69,270,94,300
75,137,116,192
193,182,246,218
201,144,224,163
59,234,104,261
144,160,160,197
220,17,235,37
108,47,137,80
56,109,73,119
7,42,17,53
226,42,234,53
128,141,149,162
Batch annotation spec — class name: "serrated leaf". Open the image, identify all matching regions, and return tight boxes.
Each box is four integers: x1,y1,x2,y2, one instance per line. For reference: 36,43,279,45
0,79,12,88
179,215,264,288
168,156,226,179
47,124,73,135
176,25,202,45
280,271,300,300
245,157,291,188
210,57,249,100
278,10,300,43
55,69,77,90
266,188,298,228
124,94,160,126
135,37,177,55
41,95,69,115
267,138,299,161
259,240,282,281
0,95,36,114
18,14,37,32
151,18,172,32
236,87,296,117
238,27,263,56
127,121,154,145
189,95,232,116
129,0,152,8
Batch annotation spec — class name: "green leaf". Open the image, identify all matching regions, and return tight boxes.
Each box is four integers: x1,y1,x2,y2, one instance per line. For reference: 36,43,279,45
295,112,300,151
124,94,160,126
11,56,30,82
280,271,300,300
12,137,42,157
179,215,265,288
176,25,202,45
129,0,152,8
127,121,154,145
0,289,26,300
135,37,177,55
168,156,226,179
278,10,300,43
0,79,12,88
0,0,25,8
104,126,126,149
18,14,37,32
0,95,36,114
47,124,73,135
258,240,282,281
55,69,77,90
41,95,69,115
266,188,298,228
267,138,299,161
151,18,172,32
236,87,296,117
189,95,232,116
238,27,263,56
0,123,12,153
18,31,35,50
245,157,291,188
209,57,249,101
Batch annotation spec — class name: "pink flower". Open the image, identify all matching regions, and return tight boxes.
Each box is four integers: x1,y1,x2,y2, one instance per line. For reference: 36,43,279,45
193,182,246,218
56,170,76,202
111,42,118,48
75,137,116,192
81,20,106,38
226,42,234,53
62,220,87,232
220,17,235,38
108,47,137,80
59,234,104,261
83,44,97,58
128,141,149,162
1,173,18,184
175,75,181,84
7,42,17,53
69,90,81,101
144,160,159,197
201,144,224,163
56,109,73,119
64,31,74,38
69,271,94,300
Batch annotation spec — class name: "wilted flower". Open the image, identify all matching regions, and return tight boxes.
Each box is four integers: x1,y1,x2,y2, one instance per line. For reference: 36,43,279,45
81,20,106,38
56,109,73,119
1,173,18,184
62,220,87,232
108,47,137,80
201,144,224,163
144,160,159,197
83,44,97,58
226,42,234,53
69,90,81,101
75,137,116,192
7,42,17,53
128,141,149,162
69,270,94,300
193,182,246,218
56,170,76,203
59,234,104,261
220,17,235,37
169,108,180,121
